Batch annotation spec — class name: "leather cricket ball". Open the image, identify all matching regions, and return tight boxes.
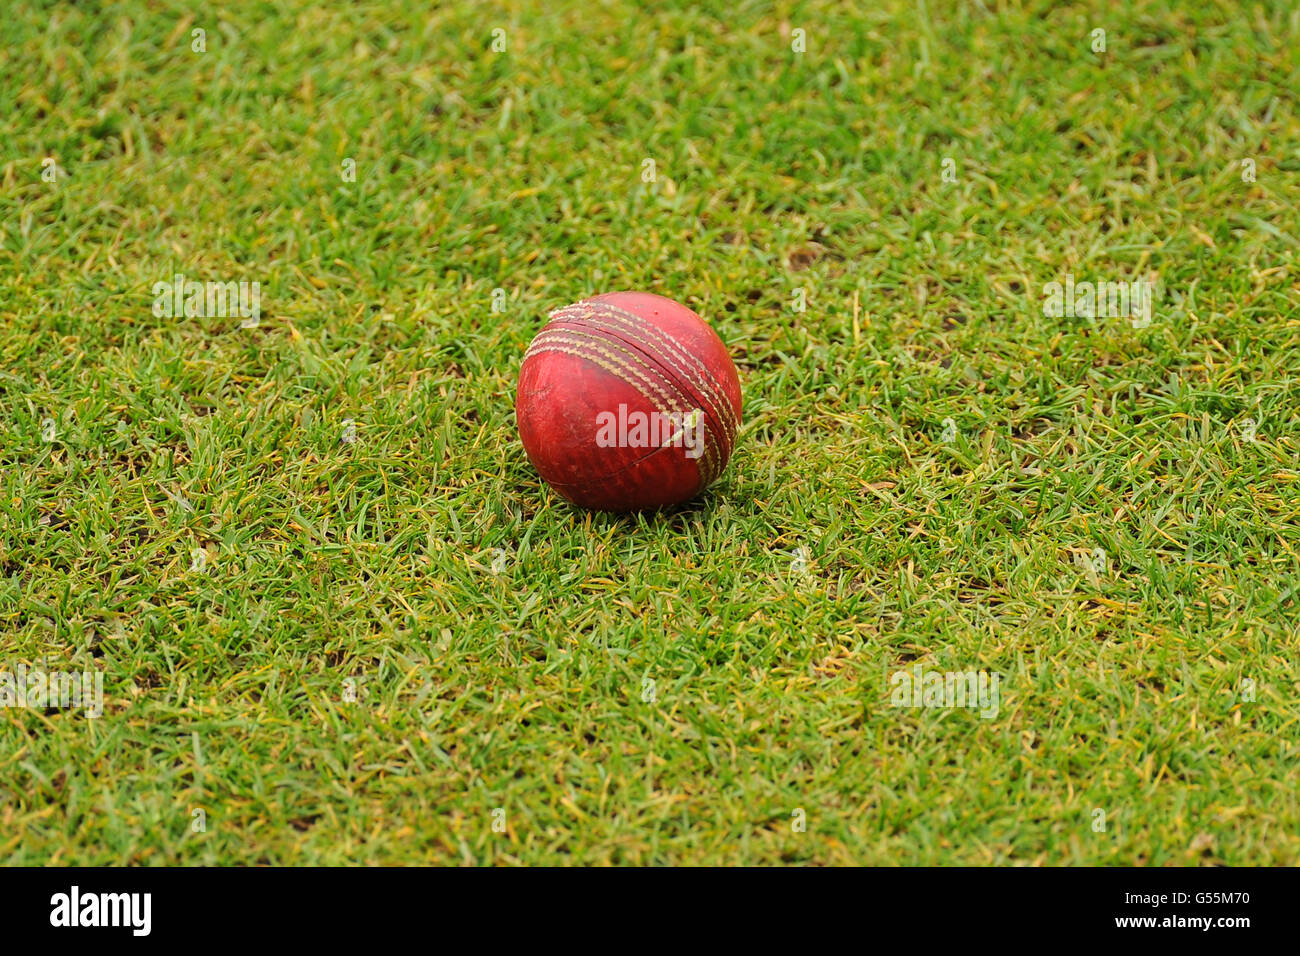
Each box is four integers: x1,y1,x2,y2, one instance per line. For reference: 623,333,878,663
515,291,742,512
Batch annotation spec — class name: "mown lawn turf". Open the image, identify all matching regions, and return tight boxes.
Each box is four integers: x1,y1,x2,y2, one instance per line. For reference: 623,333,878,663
1,0,1298,864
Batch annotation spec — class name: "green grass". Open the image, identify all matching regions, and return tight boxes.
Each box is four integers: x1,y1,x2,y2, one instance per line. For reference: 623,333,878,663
1,0,1298,865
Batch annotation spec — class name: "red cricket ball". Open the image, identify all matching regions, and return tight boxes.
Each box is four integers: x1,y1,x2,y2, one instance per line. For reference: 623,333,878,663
516,291,742,512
